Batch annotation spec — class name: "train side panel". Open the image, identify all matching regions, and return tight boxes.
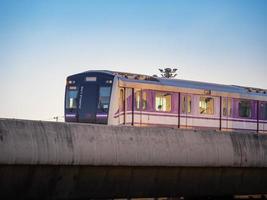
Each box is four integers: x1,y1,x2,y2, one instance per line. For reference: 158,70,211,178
108,78,267,133
189,95,220,130
259,101,267,133
108,77,120,125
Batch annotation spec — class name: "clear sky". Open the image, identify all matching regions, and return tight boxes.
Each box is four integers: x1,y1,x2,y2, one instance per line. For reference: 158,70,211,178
0,0,266,121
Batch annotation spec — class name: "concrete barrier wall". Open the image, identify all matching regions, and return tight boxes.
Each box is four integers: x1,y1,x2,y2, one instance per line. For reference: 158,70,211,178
0,118,267,167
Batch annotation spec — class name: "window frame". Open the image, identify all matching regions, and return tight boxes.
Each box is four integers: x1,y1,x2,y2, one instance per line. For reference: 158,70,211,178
238,100,252,118
182,95,192,114
228,98,232,117
119,88,125,112
66,89,78,109
199,96,215,115
187,96,192,113
135,90,141,110
155,92,172,112
142,91,147,111
98,86,112,113
182,96,186,113
135,89,148,111
222,98,232,117
222,98,227,116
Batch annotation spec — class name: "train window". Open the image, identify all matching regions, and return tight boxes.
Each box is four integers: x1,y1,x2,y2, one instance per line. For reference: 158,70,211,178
222,98,227,116
228,98,232,116
182,96,186,113
142,91,147,110
223,98,232,116
66,89,78,109
182,96,191,113
265,104,267,120
119,89,125,111
238,100,251,118
98,87,111,112
155,92,171,112
187,96,192,113
135,90,141,110
199,97,214,115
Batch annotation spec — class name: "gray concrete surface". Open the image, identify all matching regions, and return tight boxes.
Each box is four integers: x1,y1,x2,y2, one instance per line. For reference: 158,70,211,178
0,118,267,199
0,118,267,167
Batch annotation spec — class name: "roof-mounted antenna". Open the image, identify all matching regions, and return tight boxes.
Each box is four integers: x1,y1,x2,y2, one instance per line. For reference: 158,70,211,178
158,68,178,78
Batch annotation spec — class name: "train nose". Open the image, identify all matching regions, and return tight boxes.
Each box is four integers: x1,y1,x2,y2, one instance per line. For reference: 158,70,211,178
77,84,98,123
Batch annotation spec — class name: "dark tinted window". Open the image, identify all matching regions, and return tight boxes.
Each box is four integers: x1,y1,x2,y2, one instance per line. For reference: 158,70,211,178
239,100,251,118
98,86,111,112
66,89,78,109
265,104,267,120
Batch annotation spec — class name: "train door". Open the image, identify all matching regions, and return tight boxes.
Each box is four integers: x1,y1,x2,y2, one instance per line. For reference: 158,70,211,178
125,88,134,126
222,97,233,131
65,85,79,122
222,98,227,130
141,90,149,126
119,88,125,125
180,94,192,128
259,102,267,133
133,89,148,126
78,84,98,123
186,95,193,128
180,94,186,128
134,89,142,126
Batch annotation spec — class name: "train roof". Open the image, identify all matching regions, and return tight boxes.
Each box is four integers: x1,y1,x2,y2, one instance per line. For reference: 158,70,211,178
81,70,267,98
158,78,267,97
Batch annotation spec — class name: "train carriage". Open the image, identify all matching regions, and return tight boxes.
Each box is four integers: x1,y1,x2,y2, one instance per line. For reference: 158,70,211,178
65,70,267,133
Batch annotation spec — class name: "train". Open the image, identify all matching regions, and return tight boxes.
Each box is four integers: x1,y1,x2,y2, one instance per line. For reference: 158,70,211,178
65,70,267,133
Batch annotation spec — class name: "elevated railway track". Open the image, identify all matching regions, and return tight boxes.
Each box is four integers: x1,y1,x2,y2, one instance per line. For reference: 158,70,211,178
0,118,267,199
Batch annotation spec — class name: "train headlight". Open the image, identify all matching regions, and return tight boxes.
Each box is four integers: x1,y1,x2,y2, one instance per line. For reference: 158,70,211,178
67,80,76,85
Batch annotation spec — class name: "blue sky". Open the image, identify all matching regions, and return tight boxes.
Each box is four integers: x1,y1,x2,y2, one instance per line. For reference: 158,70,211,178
0,0,266,120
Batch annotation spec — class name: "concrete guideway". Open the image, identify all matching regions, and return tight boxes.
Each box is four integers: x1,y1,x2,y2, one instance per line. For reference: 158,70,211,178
1,118,267,167
0,118,267,199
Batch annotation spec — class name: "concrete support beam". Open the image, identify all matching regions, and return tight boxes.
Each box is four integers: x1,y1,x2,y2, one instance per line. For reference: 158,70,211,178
0,119,267,167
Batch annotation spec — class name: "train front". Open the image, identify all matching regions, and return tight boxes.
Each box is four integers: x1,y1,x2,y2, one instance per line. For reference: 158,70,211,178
64,71,114,124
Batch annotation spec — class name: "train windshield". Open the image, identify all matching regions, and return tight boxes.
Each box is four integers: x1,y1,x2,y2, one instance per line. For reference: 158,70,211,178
98,86,111,113
66,89,78,109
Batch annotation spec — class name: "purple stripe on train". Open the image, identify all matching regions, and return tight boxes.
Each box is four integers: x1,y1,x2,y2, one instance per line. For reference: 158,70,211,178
96,113,108,118
114,111,267,124
122,122,266,132
66,114,76,118
123,90,267,120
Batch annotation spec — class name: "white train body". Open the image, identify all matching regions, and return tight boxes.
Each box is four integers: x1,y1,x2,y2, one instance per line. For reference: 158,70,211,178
65,70,267,133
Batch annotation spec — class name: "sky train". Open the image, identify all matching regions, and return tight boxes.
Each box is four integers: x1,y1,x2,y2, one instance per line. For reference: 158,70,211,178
65,70,267,133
